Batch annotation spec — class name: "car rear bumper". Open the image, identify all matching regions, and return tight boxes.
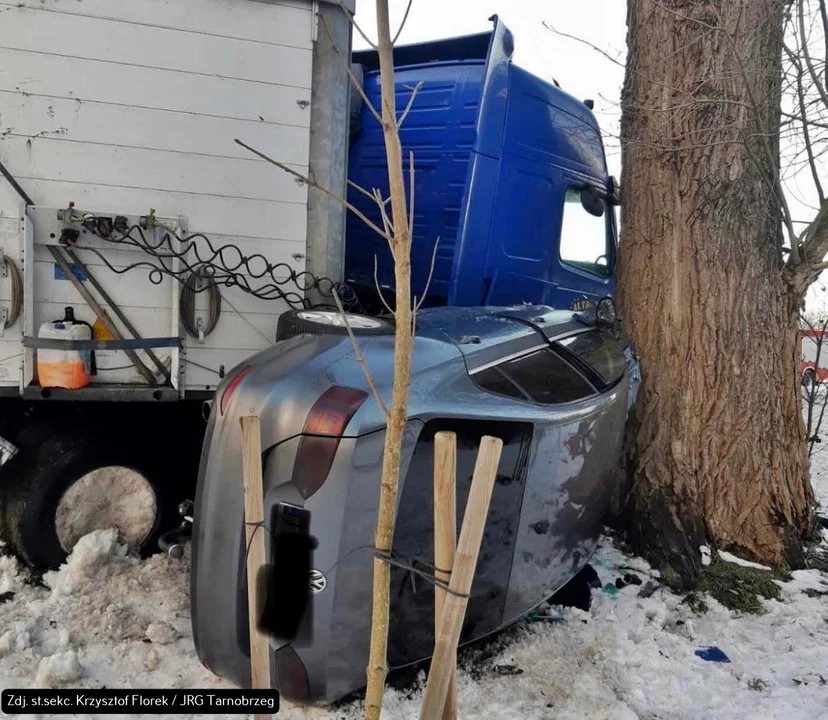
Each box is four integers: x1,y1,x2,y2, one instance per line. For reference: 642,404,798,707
191,393,424,703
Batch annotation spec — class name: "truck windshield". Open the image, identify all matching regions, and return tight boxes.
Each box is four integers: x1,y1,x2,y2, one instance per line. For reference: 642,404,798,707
559,188,611,277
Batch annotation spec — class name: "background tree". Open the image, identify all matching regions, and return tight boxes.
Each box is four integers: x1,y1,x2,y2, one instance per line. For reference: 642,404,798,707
617,0,828,585
799,309,828,458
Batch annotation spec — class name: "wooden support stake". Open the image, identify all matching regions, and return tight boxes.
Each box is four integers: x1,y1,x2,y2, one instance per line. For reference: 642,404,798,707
240,415,271,720
433,431,457,720
419,436,503,720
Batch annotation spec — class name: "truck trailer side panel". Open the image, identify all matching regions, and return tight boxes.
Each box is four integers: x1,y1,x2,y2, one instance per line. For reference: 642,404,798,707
0,0,317,391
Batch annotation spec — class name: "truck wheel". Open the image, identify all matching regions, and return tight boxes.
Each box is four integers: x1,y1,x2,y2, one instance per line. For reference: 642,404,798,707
1,428,176,568
276,309,393,341
802,368,817,391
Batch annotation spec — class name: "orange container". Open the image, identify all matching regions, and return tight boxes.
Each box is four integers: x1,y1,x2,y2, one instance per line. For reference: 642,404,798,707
37,320,92,389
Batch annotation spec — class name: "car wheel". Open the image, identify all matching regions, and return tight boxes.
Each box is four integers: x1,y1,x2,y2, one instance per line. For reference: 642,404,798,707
0,426,177,568
276,309,393,341
802,368,817,391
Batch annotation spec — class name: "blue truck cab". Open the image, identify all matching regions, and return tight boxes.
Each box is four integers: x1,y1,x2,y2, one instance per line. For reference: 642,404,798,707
345,17,618,312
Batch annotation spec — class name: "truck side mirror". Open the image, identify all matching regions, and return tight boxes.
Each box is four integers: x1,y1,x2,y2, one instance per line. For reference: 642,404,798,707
580,188,605,217
609,177,621,206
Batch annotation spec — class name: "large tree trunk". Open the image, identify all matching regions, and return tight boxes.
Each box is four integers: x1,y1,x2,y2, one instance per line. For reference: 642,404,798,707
618,0,816,586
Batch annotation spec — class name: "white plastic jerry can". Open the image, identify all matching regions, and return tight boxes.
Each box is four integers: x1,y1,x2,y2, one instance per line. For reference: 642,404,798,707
37,308,93,389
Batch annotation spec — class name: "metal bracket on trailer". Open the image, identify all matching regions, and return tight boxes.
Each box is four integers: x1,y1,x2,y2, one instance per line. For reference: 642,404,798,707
21,205,186,397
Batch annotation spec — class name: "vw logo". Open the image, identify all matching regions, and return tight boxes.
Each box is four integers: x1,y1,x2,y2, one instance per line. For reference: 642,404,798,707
309,569,327,594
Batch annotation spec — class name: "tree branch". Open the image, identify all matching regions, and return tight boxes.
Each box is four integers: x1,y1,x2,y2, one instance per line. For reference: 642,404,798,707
372,188,396,250
788,44,826,201
414,236,440,313
789,200,828,284
407,151,415,241
799,0,828,112
543,22,626,69
396,82,424,129
373,255,396,317
819,0,828,90
330,0,377,50
235,139,392,242
348,178,388,205
332,286,389,418
391,0,414,45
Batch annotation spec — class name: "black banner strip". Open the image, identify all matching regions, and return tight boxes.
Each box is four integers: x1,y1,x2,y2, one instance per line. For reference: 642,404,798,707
1,688,279,715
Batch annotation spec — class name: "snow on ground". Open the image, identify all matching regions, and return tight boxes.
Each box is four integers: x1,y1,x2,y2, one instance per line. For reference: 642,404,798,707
1,483,826,719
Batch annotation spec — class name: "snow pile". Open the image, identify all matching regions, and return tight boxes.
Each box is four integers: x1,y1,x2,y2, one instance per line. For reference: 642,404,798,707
0,529,222,699
2,531,826,719
0,553,22,594
43,527,127,595
0,477,825,718
36,649,82,687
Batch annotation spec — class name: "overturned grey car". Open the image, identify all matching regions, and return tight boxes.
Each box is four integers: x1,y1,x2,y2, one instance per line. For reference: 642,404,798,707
191,304,636,705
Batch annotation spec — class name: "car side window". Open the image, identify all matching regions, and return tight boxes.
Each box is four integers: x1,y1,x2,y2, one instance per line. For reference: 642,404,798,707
475,348,596,404
557,331,626,387
559,188,610,277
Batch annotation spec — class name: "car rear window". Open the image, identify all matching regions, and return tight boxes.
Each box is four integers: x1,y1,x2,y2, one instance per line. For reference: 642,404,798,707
556,330,625,387
475,348,596,404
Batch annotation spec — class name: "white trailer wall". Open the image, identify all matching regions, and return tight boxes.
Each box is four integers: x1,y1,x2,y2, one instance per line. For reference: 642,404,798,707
0,0,317,391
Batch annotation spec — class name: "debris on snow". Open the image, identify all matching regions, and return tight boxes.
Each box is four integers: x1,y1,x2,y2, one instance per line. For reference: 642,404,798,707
145,621,178,645
637,580,659,598
717,551,772,571
694,646,731,663
698,556,781,613
144,646,159,671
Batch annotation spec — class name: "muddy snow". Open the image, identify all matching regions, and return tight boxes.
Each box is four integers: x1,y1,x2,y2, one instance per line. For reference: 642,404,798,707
1,475,826,719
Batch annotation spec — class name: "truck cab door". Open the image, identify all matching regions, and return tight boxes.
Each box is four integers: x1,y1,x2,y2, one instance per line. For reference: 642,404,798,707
479,167,616,311
475,157,565,307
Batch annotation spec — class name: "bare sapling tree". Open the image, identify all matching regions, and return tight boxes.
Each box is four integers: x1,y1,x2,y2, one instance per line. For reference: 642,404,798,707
617,0,828,585
238,1,423,716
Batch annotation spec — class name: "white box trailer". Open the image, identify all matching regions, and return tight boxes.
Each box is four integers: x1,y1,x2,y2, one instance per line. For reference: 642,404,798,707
0,0,352,567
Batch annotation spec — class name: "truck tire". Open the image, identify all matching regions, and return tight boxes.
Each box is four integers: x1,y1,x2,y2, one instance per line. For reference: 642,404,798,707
802,367,817,390
0,426,177,568
276,309,393,342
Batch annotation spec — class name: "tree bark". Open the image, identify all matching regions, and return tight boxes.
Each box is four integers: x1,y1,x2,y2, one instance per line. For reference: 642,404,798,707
618,0,816,586
364,2,413,718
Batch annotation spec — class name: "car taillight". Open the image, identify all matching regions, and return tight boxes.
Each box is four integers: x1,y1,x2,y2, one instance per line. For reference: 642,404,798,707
220,366,252,415
291,386,368,498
